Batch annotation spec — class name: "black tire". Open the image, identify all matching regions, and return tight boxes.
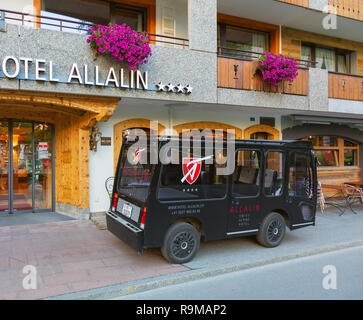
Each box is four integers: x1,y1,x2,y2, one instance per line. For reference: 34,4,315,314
161,222,200,264
257,212,286,248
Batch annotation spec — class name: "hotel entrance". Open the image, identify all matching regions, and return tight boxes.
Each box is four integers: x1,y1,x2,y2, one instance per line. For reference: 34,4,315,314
0,120,54,214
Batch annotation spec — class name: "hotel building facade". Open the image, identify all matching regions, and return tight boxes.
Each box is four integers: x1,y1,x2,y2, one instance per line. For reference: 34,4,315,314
0,0,362,220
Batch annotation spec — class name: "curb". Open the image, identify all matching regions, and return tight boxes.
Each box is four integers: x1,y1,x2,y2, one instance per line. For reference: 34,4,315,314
46,239,363,300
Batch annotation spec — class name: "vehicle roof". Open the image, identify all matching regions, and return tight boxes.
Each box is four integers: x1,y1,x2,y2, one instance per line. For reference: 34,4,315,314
123,135,313,149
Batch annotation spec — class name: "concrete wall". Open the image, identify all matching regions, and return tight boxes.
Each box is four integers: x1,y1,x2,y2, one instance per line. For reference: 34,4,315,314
0,24,217,104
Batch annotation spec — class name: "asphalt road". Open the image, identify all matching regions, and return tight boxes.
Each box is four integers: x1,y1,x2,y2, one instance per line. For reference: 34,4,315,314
117,245,363,300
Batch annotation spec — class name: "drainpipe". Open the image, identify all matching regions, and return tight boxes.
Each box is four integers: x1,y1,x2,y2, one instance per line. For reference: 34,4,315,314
279,25,282,55
168,107,174,136
0,11,5,32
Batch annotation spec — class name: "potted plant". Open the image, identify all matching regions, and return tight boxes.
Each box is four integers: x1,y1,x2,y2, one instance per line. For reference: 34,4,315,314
252,52,299,93
87,23,152,70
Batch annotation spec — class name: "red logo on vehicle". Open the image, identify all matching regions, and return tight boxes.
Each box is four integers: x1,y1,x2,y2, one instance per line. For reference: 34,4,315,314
134,148,144,164
181,158,202,185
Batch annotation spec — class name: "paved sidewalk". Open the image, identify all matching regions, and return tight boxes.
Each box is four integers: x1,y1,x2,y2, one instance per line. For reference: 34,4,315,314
0,220,187,300
1,206,363,300
55,206,363,300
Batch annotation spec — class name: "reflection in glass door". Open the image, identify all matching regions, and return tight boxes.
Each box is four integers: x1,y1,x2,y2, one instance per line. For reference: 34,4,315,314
13,121,33,211
0,119,54,213
0,121,9,212
34,123,53,210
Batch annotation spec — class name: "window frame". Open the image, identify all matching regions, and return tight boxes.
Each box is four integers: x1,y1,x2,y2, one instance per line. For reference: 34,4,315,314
302,136,359,168
301,42,352,74
232,148,263,199
263,149,285,198
217,22,271,56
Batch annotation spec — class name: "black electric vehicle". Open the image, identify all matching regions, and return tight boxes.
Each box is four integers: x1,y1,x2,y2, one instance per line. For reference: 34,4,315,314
106,135,317,264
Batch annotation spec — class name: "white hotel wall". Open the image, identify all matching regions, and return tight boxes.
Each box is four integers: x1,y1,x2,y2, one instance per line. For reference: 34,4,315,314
89,102,282,214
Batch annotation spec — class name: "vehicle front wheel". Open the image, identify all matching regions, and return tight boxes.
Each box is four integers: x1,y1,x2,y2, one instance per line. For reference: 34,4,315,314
257,212,286,248
161,222,200,264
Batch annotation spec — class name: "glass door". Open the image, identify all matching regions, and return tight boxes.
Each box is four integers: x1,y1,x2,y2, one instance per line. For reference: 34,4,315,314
0,119,54,213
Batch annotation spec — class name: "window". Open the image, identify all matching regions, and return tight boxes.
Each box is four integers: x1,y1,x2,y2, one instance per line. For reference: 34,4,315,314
218,23,270,58
265,151,284,196
41,0,146,33
303,136,359,167
288,152,313,199
233,150,261,197
301,43,352,73
158,149,227,201
117,144,154,203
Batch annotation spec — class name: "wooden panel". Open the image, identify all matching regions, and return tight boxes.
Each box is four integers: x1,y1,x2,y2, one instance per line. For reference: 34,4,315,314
328,0,363,21
217,57,309,96
318,168,362,196
278,0,309,8
328,72,363,101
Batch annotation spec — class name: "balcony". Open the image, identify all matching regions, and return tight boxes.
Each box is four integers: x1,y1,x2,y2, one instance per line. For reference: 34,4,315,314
217,48,311,96
0,8,189,48
329,72,363,101
278,0,363,21
328,0,363,21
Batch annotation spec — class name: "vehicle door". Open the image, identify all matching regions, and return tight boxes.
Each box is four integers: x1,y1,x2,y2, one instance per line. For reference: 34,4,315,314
286,150,317,227
227,148,263,235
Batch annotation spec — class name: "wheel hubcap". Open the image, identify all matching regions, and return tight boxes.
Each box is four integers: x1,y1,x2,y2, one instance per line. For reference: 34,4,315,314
267,220,283,243
171,232,195,259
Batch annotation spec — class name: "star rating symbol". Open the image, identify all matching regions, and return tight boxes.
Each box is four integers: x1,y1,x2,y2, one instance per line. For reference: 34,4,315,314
175,84,184,93
156,81,165,91
155,81,193,94
185,84,193,94
166,83,174,92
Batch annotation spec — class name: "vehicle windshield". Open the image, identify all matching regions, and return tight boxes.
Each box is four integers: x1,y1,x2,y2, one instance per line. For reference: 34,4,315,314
117,144,154,203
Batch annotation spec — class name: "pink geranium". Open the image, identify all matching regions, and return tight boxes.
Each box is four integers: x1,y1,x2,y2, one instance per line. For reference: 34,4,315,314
258,53,299,87
87,23,152,70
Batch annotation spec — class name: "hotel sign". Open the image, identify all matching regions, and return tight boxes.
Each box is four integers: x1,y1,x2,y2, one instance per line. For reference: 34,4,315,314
0,56,193,94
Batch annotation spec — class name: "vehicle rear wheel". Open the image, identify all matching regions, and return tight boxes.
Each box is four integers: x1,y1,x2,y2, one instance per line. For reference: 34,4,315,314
257,212,286,248
161,222,200,264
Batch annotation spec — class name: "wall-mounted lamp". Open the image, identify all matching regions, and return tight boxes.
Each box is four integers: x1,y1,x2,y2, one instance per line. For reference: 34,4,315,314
342,79,346,87
90,126,102,152
233,64,239,80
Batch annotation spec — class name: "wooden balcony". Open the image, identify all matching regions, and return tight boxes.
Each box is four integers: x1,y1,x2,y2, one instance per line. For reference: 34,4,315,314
329,72,363,101
279,0,363,21
328,0,363,21
278,0,309,8
217,56,309,96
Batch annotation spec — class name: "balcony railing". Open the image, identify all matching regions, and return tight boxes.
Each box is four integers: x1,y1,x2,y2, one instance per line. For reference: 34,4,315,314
217,47,314,96
329,72,363,101
0,9,189,48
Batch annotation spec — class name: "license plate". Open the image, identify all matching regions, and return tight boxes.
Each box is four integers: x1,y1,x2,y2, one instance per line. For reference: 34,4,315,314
122,203,133,218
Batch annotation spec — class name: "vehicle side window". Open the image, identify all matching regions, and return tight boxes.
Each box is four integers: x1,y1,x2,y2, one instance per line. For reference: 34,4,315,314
158,162,227,201
264,151,284,196
288,152,313,199
233,150,261,197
